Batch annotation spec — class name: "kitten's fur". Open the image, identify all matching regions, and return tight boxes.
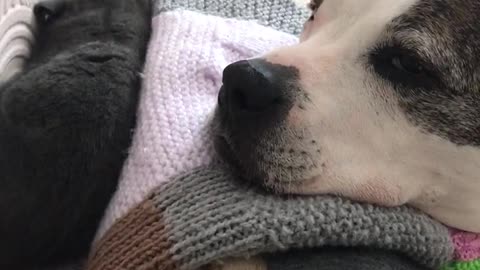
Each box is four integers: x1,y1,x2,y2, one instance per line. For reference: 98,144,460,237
0,0,151,268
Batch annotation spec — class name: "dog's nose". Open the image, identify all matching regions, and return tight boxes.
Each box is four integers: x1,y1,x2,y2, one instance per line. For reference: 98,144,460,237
221,60,284,114
34,0,65,24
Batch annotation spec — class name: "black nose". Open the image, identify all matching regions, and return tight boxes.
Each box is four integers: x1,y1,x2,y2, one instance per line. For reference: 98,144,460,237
34,0,65,24
221,59,285,115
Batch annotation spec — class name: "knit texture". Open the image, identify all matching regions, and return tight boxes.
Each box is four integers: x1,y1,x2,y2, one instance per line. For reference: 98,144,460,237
153,0,307,35
443,260,480,270
0,0,37,83
442,231,480,270
451,230,480,261
88,167,453,270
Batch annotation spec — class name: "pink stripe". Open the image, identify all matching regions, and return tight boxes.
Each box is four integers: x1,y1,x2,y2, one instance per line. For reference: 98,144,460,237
450,228,480,261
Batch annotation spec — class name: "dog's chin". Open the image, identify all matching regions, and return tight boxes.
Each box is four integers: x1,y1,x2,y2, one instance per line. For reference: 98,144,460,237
214,135,243,173
214,134,312,194
214,134,259,181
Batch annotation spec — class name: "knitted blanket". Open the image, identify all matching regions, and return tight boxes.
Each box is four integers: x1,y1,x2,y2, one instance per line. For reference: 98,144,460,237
0,0,37,83
89,167,453,270
89,0,479,269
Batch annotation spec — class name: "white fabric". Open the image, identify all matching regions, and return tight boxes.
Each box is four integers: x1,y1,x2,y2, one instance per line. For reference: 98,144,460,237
0,0,37,83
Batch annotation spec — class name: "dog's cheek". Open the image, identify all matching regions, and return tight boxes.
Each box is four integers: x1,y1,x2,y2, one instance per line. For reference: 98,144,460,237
343,179,407,207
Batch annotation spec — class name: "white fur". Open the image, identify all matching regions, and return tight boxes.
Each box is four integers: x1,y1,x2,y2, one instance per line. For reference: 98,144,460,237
263,0,480,232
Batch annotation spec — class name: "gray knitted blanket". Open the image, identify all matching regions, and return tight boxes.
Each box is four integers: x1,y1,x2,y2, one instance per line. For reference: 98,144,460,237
153,0,307,34
86,167,453,270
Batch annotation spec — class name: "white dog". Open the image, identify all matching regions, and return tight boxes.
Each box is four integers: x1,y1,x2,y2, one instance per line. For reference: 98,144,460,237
215,0,480,234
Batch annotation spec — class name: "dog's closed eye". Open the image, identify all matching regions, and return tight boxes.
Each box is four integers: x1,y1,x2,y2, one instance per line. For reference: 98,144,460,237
390,54,425,74
369,44,441,90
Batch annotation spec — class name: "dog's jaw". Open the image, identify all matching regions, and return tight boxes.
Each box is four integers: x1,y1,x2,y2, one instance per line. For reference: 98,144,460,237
289,130,480,233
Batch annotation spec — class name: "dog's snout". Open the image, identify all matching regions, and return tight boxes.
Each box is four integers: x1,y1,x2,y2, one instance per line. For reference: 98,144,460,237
221,59,285,114
34,0,65,24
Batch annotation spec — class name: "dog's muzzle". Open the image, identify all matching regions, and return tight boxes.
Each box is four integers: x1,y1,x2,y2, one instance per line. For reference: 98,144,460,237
215,59,303,187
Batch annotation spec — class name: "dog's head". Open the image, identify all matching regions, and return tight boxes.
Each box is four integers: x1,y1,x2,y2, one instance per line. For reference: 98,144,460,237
214,0,480,232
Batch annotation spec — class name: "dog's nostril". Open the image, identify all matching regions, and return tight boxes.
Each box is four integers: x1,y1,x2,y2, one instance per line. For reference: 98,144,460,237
232,84,281,112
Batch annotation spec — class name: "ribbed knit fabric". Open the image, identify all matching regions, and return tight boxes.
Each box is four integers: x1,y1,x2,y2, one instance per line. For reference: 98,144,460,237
87,167,454,270
90,0,479,270
0,0,37,83
153,0,307,35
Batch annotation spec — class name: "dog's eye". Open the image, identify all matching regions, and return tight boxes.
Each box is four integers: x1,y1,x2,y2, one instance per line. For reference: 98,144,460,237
370,45,439,89
391,54,424,74
308,0,318,11
308,0,323,21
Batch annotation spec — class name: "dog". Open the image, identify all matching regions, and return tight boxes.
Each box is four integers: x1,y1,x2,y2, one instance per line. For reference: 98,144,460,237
0,0,151,268
215,0,480,235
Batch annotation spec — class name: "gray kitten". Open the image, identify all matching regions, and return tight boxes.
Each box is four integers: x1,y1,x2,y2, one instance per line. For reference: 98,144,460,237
0,0,151,268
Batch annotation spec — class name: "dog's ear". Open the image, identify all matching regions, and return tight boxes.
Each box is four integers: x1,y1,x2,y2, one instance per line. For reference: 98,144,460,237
33,0,65,24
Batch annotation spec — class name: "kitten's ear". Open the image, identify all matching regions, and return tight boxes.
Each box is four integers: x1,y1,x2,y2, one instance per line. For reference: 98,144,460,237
33,0,65,24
